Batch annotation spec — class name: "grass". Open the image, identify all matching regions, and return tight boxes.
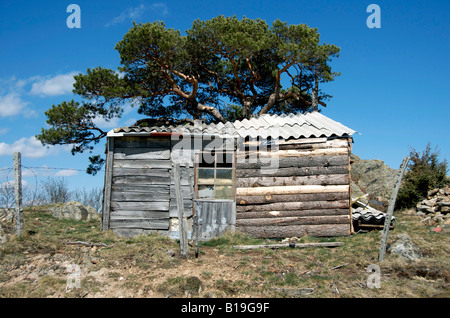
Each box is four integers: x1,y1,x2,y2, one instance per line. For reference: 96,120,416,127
157,276,203,297
0,205,449,298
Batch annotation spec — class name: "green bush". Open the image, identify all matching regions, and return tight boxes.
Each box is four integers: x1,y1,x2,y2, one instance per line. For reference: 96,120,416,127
396,143,449,210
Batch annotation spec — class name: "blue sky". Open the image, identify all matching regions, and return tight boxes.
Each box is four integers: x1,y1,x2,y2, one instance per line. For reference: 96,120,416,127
0,0,449,195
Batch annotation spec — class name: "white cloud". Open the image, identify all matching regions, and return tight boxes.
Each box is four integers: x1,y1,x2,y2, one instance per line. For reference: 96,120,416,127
92,101,135,129
92,116,122,130
105,3,168,27
0,179,29,188
150,3,169,15
106,4,146,27
54,169,78,177
30,72,78,97
0,92,29,117
0,136,66,158
0,72,77,117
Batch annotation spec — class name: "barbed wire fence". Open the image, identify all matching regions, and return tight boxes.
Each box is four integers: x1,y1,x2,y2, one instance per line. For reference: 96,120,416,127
0,155,104,213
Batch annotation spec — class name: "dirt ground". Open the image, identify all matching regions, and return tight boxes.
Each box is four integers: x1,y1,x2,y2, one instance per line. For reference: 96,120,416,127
0,206,449,299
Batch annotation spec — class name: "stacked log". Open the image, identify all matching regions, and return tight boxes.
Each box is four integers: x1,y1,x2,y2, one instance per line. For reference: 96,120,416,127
235,138,352,238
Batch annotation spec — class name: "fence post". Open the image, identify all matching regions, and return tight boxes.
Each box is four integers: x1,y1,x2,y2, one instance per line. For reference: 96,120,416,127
14,152,24,236
378,156,410,262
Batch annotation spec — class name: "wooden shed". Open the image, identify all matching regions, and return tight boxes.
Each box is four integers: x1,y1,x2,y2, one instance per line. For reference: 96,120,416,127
102,112,357,239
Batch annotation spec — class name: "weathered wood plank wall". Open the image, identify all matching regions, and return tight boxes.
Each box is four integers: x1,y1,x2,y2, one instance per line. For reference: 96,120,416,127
107,136,172,237
235,137,352,238
104,134,236,238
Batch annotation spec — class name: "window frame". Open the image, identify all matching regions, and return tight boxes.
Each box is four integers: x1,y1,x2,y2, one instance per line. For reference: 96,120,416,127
194,151,236,200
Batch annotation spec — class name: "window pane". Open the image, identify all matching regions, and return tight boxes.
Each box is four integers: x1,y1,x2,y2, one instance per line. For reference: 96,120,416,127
198,185,214,198
216,169,232,184
198,168,214,182
215,186,232,199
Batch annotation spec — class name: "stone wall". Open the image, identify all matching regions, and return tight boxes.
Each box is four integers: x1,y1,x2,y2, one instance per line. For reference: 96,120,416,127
416,186,450,225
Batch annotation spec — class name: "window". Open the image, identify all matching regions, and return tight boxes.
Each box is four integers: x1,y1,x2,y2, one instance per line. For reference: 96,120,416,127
195,151,235,199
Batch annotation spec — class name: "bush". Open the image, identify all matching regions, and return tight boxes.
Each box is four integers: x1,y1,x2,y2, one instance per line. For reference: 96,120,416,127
396,143,449,210
40,177,72,204
72,187,103,212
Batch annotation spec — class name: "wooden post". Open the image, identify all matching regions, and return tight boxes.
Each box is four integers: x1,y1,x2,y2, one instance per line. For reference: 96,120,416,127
378,156,410,262
14,152,24,236
101,137,114,231
193,205,199,258
174,163,188,258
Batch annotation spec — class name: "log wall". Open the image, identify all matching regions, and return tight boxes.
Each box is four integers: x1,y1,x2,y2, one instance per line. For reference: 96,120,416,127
235,137,352,238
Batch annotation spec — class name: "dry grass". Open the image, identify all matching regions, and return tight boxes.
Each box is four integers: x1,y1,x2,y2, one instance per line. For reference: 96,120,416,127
0,205,449,298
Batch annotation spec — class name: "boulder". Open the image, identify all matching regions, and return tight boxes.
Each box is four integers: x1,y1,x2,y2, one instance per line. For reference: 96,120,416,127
387,233,422,261
350,154,398,210
50,201,100,221
0,224,6,246
0,208,14,223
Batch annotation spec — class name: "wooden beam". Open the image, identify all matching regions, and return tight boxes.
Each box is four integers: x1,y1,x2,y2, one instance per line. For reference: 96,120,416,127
113,148,170,160
113,159,171,169
14,152,23,236
236,215,350,227
174,163,188,258
111,201,169,211
236,200,349,212
236,147,348,159
236,155,348,170
102,138,114,231
378,156,410,262
237,174,349,188
236,192,349,205
235,165,349,178
236,185,349,196
233,242,344,250
236,209,350,219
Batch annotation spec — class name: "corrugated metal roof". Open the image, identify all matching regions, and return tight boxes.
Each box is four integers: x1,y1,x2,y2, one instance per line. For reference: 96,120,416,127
233,112,356,139
352,200,395,226
109,111,357,139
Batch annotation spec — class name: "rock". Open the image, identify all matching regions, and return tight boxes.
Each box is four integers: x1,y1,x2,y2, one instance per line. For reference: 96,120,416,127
427,188,440,197
167,249,175,257
350,154,398,210
0,208,14,223
431,226,442,233
387,233,422,261
50,201,100,221
422,198,437,207
417,205,436,213
0,224,7,246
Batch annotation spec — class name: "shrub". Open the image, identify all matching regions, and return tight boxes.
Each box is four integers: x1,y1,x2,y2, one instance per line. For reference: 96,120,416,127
396,143,449,210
